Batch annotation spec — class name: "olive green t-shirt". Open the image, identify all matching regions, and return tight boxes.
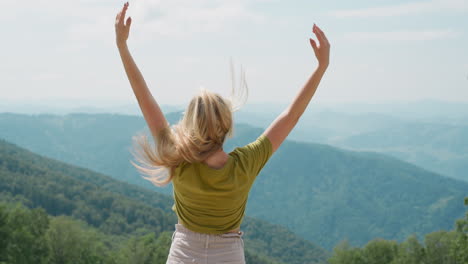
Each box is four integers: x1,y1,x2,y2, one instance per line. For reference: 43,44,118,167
172,134,273,234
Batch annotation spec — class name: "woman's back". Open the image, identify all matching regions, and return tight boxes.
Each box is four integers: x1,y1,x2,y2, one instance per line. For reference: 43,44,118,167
172,135,272,234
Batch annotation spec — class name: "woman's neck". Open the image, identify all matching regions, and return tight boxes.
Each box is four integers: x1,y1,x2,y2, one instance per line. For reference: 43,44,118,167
203,150,229,169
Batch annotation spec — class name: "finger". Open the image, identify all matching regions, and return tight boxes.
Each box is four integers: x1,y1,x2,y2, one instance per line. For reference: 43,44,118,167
126,16,132,28
309,38,318,51
315,25,329,45
119,2,129,25
115,12,121,25
313,24,324,44
315,25,325,42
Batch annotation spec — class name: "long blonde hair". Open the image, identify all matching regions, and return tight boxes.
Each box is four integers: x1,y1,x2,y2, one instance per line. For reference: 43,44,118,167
131,63,248,186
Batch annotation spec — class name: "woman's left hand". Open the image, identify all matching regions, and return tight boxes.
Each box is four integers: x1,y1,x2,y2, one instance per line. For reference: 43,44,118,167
115,2,132,47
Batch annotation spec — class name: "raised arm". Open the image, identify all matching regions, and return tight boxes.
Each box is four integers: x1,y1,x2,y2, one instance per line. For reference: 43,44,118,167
264,24,330,153
115,2,168,140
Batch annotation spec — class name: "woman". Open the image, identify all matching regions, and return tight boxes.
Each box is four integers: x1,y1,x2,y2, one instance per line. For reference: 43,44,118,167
115,2,330,263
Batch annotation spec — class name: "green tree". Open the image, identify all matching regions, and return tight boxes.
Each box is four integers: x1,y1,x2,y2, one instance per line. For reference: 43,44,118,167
152,231,172,263
362,239,398,264
46,216,108,264
424,230,458,264
329,240,365,264
117,233,159,264
391,235,425,264
4,205,49,264
329,197,468,264
0,204,9,261
451,197,468,263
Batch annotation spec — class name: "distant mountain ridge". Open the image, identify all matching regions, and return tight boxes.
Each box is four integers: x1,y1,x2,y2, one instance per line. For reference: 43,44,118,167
0,112,466,249
333,122,468,182
235,109,468,182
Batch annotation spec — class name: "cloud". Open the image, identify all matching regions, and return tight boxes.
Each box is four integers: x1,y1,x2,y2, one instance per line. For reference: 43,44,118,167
330,0,468,18
342,29,461,42
129,0,265,38
4,0,267,47
51,0,268,50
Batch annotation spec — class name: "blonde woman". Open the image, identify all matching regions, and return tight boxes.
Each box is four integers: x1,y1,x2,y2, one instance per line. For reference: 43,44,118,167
115,2,330,263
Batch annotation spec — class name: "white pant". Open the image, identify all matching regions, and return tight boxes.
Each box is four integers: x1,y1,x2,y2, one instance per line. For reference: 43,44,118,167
166,224,245,264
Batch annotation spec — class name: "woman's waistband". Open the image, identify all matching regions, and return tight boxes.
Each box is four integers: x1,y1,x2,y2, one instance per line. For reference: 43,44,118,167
174,224,244,241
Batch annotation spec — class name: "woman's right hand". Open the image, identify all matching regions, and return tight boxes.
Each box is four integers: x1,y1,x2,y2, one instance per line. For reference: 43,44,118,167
309,24,330,69
115,2,132,47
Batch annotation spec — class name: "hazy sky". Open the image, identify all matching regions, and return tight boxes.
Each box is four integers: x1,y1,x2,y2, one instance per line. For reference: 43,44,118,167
2,0,468,106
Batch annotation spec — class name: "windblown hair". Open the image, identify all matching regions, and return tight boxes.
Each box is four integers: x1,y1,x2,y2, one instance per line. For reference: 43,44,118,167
131,63,248,186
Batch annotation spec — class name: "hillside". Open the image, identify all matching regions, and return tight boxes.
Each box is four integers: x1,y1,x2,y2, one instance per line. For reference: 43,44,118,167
236,109,468,182
0,138,328,264
0,113,467,249
251,140,467,248
334,123,468,182
236,109,407,144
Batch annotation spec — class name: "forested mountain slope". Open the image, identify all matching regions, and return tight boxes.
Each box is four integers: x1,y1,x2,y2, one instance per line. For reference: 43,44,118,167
0,112,467,249
236,109,468,182
0,139,328,264
334,122,468,182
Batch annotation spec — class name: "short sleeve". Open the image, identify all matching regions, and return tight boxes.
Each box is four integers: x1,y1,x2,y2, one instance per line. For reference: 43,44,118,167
234,134,273,181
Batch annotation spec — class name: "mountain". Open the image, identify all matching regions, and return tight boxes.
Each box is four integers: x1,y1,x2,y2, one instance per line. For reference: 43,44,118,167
310,100,468,124
236,108,468,182
0,100,183,116
0,112,150,186
250,140,467,248
0,138,328,264
236,109,408,144
0,112,467,249
333,122,468,182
